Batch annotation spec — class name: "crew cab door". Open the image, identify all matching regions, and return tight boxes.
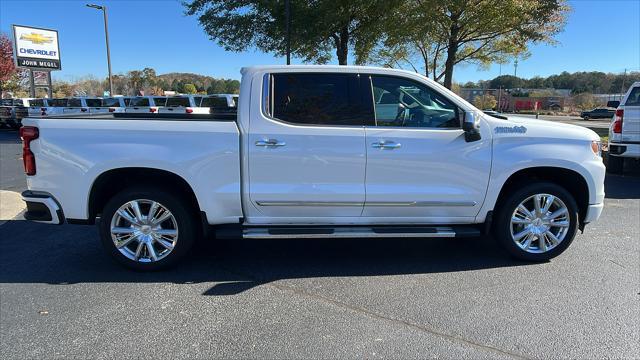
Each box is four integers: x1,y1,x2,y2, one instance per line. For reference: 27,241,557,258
246,72,368,222
362,74,492,222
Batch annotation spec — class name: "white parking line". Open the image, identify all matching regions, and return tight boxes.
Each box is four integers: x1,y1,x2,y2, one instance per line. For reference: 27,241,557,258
0,190,25,225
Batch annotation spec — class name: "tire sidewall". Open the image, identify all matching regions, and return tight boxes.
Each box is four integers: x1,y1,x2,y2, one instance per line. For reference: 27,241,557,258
98,186,197,271
494,182,579,261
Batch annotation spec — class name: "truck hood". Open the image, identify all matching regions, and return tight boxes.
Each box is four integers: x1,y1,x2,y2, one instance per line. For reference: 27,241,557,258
487,115,600,142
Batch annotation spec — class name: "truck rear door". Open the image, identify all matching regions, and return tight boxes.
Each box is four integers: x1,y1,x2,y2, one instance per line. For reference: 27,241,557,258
246,72,368,221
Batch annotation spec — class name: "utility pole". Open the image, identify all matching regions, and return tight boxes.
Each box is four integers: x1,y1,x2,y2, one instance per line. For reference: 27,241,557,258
514,59,518,77
87,4,113,95
620,68,627,97
285,0,291,65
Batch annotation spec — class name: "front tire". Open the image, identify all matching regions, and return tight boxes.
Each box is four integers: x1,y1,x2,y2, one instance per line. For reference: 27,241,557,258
493,182,579,262
98,186,198,271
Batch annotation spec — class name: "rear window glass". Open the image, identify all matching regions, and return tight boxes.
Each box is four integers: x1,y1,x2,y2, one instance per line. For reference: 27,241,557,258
129,97,150,107
86,99,101,107
271,73,363,126
1,99,15,106
68,98,82,107
49,99,68,107
102,98,121,107
123,98,131,106
166,97,190,107
625,87,640,106
193,96,203,107
153,97,167,106
201,96,229,108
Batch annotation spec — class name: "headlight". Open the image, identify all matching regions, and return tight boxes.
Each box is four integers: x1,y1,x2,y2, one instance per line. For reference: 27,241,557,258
591,140,602,157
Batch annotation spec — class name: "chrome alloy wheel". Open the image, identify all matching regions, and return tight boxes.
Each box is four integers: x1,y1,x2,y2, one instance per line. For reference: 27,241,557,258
510,194,570,254
110,199,178,262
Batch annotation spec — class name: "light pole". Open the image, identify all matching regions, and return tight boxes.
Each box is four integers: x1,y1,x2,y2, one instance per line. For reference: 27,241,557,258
87,4,113,96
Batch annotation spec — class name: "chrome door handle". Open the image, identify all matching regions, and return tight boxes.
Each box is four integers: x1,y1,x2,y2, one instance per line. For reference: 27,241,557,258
255,139,286,147
372,141,401,149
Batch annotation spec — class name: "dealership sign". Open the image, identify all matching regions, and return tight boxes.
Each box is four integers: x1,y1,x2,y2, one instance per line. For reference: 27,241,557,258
12,25,61,70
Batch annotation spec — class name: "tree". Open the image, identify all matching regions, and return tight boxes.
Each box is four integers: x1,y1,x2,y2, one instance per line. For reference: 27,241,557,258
370,0,568,89
0,33,17,95
473,94,497,109
183,83,197,94
184,0,399,65
572,93,596,111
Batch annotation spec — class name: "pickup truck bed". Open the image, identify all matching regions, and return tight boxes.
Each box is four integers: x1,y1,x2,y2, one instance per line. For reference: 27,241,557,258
24,117,243,224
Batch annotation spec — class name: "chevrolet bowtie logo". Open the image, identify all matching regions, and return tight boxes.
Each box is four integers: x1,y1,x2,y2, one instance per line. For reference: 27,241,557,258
20,32,53,45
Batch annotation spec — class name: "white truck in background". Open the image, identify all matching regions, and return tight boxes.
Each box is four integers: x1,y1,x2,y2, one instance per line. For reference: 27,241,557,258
608,81,640,173
19,65,605,271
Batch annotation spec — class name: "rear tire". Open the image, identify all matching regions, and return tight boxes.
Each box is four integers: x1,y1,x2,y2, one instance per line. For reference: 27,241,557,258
607,155,624,174
98,186,198,271
493,182,579,262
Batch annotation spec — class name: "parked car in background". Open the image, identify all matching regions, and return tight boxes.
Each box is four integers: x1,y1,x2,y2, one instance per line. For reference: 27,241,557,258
581,108,615,120
19,65,605,271
125,96,167,114
62,97,103,115
43,98,69,116
28,99,49,117
1,98,34,128
101,97,131,113
157,95,198,115
200,94,238,117
608,81,640,173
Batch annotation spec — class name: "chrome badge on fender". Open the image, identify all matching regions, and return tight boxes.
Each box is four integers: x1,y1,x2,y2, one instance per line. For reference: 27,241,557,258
495,126,527,134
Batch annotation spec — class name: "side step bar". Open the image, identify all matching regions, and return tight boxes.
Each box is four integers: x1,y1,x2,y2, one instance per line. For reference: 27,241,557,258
240,226,481,239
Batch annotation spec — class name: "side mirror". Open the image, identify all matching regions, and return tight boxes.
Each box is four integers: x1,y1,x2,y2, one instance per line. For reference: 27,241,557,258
463,110,481,142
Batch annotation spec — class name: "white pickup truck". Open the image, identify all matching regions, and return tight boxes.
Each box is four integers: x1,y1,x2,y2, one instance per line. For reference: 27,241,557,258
19,66,605,270
608,81,640,173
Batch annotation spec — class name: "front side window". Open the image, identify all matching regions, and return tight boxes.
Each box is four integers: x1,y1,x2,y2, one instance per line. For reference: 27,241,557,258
102,98,121,107
49,98,68,107
129,97,150,107
86,99,101,107
166,97,189,107
30,99,45,107
201,96,229,109
153,97,167,107
68,98,82,107
370,75,459,128
270,73,363,126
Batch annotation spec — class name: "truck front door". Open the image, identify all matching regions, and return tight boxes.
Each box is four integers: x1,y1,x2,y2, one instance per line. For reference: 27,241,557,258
361,74,492,223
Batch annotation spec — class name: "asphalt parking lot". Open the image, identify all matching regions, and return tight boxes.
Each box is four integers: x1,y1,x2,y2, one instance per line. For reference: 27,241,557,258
1,127,639,359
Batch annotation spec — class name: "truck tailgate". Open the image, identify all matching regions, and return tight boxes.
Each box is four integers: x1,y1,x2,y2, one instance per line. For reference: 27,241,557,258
21,117,242,224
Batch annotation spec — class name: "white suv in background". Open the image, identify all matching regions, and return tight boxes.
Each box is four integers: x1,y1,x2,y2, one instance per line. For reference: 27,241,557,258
101,97,131,113
125,96,167,114
157,95,198,115
608,81,640,173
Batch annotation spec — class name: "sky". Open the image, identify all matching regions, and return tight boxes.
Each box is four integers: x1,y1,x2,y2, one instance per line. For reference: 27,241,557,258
1,0,639,83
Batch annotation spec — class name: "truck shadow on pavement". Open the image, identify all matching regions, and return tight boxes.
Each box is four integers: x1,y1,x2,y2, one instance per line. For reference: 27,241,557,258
1,170,638,296
0,219,528,295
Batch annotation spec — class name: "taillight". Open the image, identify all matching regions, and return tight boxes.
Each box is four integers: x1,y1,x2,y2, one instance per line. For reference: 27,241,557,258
149,108,157,113
19,126,39,176
612,109,623,134
108,107,116,112
185,108,193,114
